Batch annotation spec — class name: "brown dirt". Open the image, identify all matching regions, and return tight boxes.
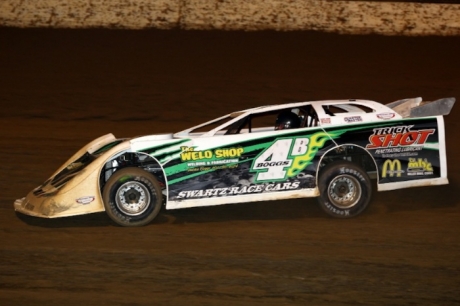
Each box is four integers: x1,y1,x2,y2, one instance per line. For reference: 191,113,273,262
0,28,459,305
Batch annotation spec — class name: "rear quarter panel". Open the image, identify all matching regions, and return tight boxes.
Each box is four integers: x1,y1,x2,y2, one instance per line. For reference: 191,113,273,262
322,116,448,191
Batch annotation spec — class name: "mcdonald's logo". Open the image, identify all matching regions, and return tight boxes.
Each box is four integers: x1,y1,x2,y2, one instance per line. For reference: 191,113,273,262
382,159,403,178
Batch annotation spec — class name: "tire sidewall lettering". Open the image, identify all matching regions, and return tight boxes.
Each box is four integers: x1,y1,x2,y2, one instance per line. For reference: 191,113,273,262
318,162,372,218
323,200,351,216
103,168,162,226
339,167,366,182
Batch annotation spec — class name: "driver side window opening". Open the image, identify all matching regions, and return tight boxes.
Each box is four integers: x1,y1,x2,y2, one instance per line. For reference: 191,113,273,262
189,115,237,136
322,104,374,116
222,105,320,135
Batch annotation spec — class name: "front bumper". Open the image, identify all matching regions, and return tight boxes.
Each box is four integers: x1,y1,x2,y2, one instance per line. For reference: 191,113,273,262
14,195,72,218
14,197,51,218
14,187,105,219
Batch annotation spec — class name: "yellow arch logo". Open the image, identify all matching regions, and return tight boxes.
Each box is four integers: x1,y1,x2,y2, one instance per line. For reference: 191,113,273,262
382,159,403,178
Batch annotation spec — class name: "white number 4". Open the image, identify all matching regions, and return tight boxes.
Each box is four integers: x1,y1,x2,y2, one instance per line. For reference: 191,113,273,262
252,138,309,181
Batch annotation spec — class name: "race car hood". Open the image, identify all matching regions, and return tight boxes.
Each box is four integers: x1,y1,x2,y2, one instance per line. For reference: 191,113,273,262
129,133,177,152
48,133,176,181
48,133,122,179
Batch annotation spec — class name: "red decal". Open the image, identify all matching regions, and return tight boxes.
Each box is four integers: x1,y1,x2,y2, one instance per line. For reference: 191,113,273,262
366,126,435,149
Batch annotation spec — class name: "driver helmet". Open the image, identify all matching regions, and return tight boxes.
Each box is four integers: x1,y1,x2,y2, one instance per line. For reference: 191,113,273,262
275,111,301,130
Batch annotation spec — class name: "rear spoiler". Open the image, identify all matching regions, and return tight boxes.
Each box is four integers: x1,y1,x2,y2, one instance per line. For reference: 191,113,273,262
386,97,455,118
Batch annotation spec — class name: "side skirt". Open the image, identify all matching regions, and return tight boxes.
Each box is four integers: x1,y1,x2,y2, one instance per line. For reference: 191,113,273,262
378,177,448,192
166,188,320,210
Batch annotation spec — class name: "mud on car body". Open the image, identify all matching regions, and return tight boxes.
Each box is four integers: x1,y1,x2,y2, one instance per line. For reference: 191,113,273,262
15,97,455,226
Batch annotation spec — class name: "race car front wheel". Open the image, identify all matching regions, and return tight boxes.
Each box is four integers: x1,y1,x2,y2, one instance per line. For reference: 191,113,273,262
317,161,372,218
103,167,162,226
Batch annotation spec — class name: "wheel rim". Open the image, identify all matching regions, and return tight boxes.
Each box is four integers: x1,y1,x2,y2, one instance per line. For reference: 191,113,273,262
115,181,151,216
327,174,361,208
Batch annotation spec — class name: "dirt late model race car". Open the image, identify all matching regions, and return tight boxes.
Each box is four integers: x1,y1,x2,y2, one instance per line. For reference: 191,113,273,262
15,97,455,226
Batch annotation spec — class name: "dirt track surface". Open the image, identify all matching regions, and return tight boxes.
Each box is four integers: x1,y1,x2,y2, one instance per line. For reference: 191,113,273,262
1,28,459,305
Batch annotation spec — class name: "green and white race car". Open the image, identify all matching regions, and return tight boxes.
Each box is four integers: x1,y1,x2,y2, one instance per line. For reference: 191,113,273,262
15,97,455,226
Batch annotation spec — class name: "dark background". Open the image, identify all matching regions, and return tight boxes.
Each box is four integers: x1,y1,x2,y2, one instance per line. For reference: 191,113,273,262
0,28,459,305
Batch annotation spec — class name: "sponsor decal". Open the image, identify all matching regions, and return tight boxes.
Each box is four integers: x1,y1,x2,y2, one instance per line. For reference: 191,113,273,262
344,116,363,123
382,159,404,178
180,146,244,169
320,118,331,124
76,196,95,205
177,181,300,199
377,112,396,120
407,158,433,176
366,125,435,150
374,146,422,156
186,163,238,173
180,146,244,161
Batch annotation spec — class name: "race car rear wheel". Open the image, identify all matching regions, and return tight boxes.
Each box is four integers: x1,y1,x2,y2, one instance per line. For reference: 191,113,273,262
103,167,162,226
317,161,372,218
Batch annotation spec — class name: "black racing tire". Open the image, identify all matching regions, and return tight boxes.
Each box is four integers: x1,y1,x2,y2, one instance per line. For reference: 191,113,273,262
317,161,372,218
103,167,162,227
